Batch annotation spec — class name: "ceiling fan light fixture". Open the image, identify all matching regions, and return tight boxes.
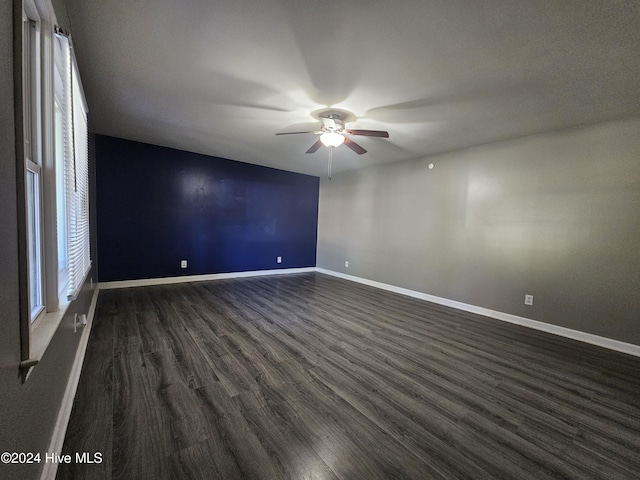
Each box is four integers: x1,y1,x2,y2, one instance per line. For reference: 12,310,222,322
320,132,345,148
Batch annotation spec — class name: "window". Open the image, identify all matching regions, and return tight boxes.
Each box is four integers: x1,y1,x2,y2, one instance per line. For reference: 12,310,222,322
26,165,44,320
19,0,91,374
22,10,45,325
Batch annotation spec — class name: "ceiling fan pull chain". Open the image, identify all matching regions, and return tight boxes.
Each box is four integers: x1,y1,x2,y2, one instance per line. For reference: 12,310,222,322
328,147,332,180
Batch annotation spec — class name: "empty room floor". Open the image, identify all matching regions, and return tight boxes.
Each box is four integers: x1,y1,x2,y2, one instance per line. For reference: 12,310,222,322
57,273,640,479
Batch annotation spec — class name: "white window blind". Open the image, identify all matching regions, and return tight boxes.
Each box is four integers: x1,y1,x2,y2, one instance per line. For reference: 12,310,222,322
55,29,90,301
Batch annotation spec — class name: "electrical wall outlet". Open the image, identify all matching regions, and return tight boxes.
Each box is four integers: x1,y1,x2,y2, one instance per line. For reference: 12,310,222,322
180,260,187,269
277,256,282,264
345,260,349,268
524,294,534,306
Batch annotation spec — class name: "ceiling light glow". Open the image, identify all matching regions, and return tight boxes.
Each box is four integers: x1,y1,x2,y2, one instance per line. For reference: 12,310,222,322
320,132,345,148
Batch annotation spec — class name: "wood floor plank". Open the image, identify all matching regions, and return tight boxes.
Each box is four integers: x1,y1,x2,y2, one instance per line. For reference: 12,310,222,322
59,272,640,480
111,347,181,480
232,388,341,480
194,383,286,479
307,358,545,479
163,325,222,389
281,376,435,480
57,336,113,480
136,310,172,353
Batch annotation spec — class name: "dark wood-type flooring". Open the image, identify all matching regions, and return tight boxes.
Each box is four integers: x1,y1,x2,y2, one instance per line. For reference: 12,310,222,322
57,272,640,479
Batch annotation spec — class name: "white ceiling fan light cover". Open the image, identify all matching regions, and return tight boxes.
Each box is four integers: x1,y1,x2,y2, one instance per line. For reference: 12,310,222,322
320,132,345,147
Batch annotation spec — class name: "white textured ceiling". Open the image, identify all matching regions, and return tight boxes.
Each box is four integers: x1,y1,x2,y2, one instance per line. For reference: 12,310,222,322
65,0,640,176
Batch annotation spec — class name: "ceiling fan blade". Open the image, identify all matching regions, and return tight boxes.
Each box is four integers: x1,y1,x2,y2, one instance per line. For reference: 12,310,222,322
306,139,323,154
276,131,321,135
345,129,389,138
344,137,367,155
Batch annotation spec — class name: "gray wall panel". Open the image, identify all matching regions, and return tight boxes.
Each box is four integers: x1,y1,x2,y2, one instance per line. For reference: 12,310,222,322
1,2,19,368
318,118,640,345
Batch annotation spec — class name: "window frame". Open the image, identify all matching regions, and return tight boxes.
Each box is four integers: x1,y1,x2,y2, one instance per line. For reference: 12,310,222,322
21,5,47,328
17,0,91,379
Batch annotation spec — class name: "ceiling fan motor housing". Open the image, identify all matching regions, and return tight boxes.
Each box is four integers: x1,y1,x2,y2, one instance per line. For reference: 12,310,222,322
321,114,345,133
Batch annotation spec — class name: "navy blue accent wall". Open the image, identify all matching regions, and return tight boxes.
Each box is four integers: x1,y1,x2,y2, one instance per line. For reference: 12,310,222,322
95,135,319,282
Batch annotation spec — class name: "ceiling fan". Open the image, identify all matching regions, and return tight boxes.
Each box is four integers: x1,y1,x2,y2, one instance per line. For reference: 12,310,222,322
276,112,389,155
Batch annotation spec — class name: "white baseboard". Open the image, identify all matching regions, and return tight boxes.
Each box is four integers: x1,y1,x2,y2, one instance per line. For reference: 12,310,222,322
98,266,640,358
99,267,316,290
316,268,640,358
40,285,100,480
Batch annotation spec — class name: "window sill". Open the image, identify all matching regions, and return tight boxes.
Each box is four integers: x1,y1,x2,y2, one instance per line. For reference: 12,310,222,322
20,299,69,380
